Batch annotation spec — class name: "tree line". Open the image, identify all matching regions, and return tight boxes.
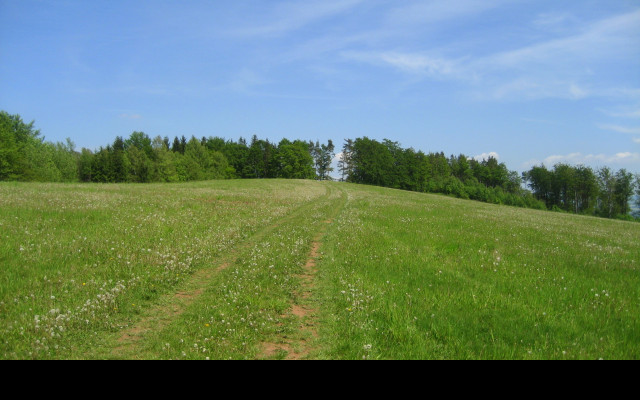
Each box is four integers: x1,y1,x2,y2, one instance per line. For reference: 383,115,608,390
337,137,639,221
339,137,546,209
0,110,334,184
1,110,638,221
523,164,637,220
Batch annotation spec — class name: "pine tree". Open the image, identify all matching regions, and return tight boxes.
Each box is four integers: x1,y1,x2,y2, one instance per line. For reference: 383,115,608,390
111,136,129,182
172,137,181,153
317,140,335,180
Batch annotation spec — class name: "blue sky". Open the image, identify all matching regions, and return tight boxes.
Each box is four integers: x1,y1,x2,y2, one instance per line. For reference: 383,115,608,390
1,0,639,174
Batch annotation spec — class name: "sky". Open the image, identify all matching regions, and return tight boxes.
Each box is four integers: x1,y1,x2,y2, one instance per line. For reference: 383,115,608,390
1,0,639,175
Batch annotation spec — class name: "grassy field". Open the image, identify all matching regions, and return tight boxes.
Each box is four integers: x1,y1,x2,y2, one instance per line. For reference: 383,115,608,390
1,180,638,359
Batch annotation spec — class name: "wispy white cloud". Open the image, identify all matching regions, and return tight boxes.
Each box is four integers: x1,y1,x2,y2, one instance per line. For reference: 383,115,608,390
473,79,592,101
599,107,640,119
342,51,459,78
378,53,457,76
468,10,640,100
229,0,365,37
599,124,640,135
486,10,640,68
343,9,640,102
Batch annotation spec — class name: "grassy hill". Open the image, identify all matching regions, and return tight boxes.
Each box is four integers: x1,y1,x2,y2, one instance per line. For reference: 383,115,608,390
1,180,638,359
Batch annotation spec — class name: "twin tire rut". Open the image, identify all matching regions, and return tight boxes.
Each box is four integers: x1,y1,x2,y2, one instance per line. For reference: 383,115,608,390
110,183,347,360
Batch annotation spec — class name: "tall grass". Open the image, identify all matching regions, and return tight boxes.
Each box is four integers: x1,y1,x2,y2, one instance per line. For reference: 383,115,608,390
0,180,326,359
1,181,638,359
314,184,640,360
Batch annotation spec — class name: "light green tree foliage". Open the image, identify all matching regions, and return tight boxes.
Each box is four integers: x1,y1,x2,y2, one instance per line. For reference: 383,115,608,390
0,113,20,180
126,146,151,183
21,139,78,183
52,139,79,182
275,139,315,179
181,137,229,181
78,148,94,182
151,136,179,182
125,131,153,158
0,111,43,181
22,141,61,182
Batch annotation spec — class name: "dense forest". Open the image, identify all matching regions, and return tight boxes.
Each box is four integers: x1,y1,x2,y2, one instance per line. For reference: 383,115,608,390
2,110,639,221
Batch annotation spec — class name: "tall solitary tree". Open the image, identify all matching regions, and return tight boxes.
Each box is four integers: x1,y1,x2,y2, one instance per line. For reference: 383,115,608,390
634,174,640,218
338,139,354,182
317,140,335,180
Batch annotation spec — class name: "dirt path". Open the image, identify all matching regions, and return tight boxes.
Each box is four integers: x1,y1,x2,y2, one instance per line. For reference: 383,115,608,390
259,185,347,360
108,184,344,360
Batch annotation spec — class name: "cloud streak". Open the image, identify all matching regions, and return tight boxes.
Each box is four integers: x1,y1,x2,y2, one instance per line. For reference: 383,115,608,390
599,124,640,135
339,8,640,101
229,0,365,37
341,51,459,78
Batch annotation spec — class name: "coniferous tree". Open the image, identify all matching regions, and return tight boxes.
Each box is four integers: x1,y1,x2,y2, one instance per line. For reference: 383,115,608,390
317,140,335,180
171,137,181,153
111,136,129,182
92,147,112,183
180,136,187,155
338,139,354,182
309,140,321,179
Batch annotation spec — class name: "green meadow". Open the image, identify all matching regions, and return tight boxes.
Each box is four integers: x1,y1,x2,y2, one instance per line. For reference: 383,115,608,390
1,180,638,360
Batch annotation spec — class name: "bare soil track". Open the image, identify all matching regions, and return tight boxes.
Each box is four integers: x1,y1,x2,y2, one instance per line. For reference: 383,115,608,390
110,183,347,360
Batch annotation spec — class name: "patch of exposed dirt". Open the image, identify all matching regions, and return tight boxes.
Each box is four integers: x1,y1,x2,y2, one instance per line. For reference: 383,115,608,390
259,235,325,360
